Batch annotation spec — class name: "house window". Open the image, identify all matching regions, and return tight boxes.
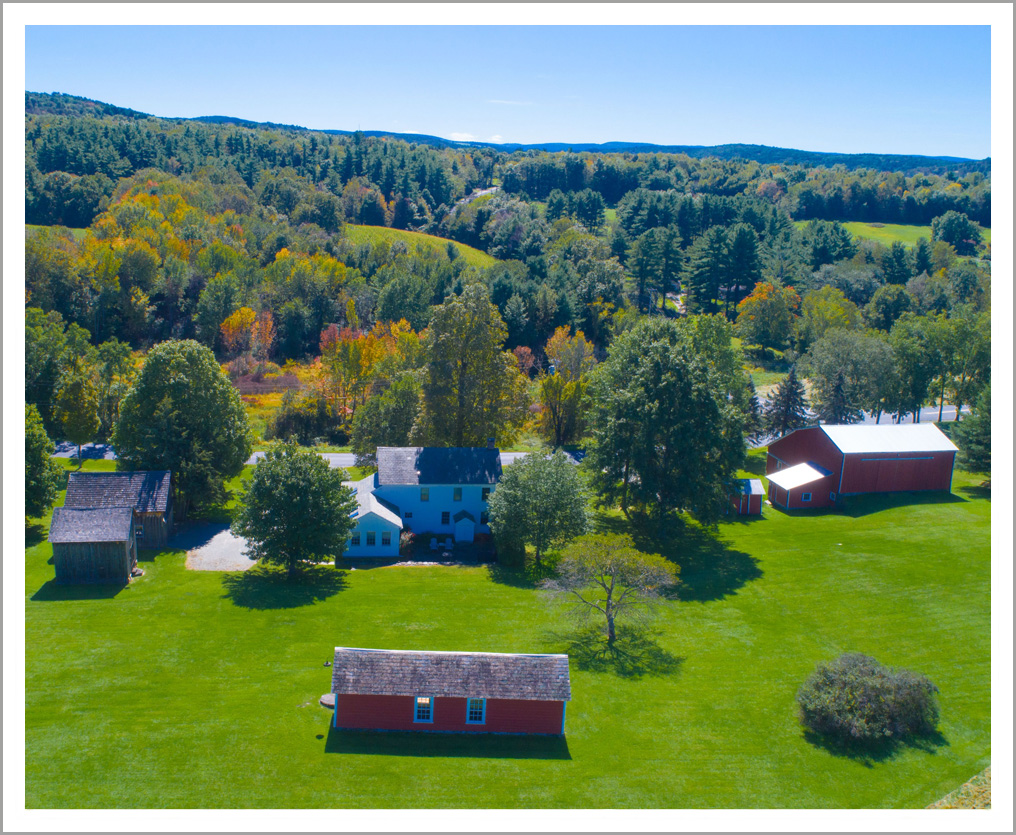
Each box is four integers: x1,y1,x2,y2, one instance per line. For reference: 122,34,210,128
480,512,489,525
466,698,486,724
453,487,462,502
420,488,429,502
829,492,836,501
404,511,412,519
801,493,812,503
135,526,144,539
381,531,391,546
481,488,490,502
441,511,450,525
366,531,376,546
414,696,433,723
351,532,360,546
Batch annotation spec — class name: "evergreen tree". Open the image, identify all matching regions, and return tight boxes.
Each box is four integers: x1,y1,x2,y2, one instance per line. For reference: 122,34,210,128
725,223,763,314
880,241,914,285
683,226,728,314
765,366,810,438
953,385,990,474
816,371,863,425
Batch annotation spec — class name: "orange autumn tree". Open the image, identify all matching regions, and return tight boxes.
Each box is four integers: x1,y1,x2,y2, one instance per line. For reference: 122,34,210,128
538,327,597,447
735,281,800,352
252,310,276,370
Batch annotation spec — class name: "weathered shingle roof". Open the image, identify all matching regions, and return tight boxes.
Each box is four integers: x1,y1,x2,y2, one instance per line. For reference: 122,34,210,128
344,474,403,529
331,648,571,701
376,447,502,486
49,507,134,543
65,471,172,513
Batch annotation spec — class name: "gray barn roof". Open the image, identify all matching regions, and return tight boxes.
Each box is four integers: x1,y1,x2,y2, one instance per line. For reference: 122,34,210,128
376,447,502,486
65,471,172,513
49,507,134,543
331,648,571,701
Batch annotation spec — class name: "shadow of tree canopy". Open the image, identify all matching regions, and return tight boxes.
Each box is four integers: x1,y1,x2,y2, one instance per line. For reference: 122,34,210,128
549,626,683,679
739,456,768,477
486,560,559,590
325,726,572,759
959,484,990,502
221,563,347,609
32,580,125,601
803,727,949,768
593,512,762,603
26,522,46,548
841,491,967,519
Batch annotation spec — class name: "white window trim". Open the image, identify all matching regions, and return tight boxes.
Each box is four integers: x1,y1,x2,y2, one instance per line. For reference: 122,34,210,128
801,492,812,502
414,696,434,723
381,531,391,546
466,697,486,725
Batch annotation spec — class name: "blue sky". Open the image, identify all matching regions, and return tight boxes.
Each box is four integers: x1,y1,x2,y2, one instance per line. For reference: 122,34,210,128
25,24,992,159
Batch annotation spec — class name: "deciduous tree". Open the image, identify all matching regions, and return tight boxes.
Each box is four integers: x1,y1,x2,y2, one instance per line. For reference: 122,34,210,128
25,403,65,519
232,445,358,578
735,281,799,351
540,534,678,645
112,339,253,516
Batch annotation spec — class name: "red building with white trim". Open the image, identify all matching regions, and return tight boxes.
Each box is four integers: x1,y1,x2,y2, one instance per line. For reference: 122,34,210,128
331,648,571,736
766,424,958,510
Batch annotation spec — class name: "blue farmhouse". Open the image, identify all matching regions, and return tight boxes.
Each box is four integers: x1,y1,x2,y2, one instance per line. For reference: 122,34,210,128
344,444,502,558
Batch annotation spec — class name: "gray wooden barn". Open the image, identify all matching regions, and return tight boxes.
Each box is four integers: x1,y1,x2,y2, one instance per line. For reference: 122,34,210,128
64,471,174,547
49,507,137,584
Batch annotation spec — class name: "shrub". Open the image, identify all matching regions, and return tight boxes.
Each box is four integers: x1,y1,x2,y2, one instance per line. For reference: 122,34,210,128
796,653,939,743
265,389,347,445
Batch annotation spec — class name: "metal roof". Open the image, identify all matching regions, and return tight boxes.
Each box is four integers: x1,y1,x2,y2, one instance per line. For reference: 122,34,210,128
766,463,832,491
735,479,766,496
331,647,571,701
820,424,958,454
48,507,134,543
376,447,502,486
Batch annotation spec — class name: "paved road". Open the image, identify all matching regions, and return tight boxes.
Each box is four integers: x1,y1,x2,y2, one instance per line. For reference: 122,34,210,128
52,442,116,459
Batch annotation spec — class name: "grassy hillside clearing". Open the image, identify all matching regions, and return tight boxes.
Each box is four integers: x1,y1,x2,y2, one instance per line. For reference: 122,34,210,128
343,224,498,269
793,220,991,249
26,224,87,241
25,454,989,809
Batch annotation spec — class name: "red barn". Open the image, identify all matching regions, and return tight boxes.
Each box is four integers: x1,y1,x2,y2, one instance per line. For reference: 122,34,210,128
331,648,571,736
766,424,958,510
729,479,765,516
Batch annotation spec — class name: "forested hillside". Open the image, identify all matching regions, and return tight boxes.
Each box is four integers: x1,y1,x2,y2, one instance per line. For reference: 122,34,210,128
25,91,991,456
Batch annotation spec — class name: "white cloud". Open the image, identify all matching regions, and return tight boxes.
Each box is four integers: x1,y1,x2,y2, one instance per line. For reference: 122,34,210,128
448,132,477,142
488,135,504,143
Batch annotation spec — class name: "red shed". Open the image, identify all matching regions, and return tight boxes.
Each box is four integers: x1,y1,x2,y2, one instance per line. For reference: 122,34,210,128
766,424,958,509
331,648,571,736
729,479,765,515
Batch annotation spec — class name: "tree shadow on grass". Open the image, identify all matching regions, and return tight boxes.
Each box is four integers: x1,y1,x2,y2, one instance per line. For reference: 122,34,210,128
959,484,990,502
841,491,967,519
324,726,571,759
221,563,347,610
31,580,125,601
26,522,46,548
486,560,558,590
548,626,683,679
803,727,949,769
594,513,762,603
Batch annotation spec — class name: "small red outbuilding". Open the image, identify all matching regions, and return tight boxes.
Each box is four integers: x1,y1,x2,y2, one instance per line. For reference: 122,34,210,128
729,479,765,516
766,424,958,510
331,648,572,736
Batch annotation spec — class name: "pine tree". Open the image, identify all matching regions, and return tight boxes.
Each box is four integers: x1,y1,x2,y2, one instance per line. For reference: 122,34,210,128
745,378,765,445
816,371,863,425
765,366,810,438
953,385,990,474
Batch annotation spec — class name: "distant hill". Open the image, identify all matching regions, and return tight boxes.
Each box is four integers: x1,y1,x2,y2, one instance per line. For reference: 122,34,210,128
26,91,989,176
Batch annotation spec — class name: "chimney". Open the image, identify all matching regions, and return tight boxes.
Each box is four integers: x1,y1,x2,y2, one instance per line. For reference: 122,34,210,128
487,437,496,450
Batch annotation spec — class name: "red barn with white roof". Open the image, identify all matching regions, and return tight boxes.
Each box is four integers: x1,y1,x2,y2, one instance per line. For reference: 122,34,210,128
765,424,958,510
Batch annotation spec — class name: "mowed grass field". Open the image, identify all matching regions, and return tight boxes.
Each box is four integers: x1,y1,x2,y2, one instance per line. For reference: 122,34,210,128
24,457,990,808
343,224,498,269
793,220,991,249
26,223,88,241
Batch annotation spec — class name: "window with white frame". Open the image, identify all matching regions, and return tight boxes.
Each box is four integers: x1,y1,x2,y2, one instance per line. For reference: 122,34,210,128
801,493,812,502
414,696,433,723
466,698,486,724
351,532,360,546
381,531,391,546
366,531,376,546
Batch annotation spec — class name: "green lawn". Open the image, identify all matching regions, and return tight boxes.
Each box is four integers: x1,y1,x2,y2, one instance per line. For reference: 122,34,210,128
25,457,990,808
26,223,88,241
343,224,498,269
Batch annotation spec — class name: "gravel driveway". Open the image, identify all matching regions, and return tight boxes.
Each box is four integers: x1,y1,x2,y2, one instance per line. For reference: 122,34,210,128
177,522,256,572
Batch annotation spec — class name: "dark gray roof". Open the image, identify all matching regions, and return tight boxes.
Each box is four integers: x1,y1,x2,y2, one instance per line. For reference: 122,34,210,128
331,648,571,701
453,509,475,523
376,447,502,486
49,507,134,543
65,471,171,513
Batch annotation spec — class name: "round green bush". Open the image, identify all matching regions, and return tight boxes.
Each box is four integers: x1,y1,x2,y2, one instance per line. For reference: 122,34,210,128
796,653,939,742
